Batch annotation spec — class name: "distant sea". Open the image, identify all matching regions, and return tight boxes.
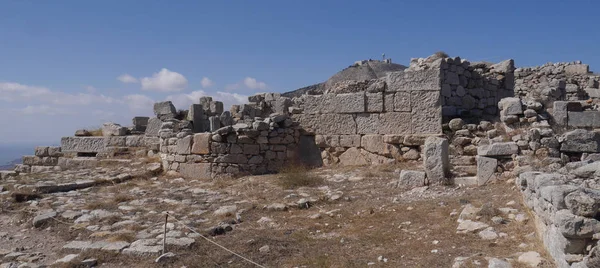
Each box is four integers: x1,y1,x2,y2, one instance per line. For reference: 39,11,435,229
0,143,43,170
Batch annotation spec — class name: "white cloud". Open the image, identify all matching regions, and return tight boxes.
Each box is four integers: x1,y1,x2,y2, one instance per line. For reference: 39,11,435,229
117,74,138,84
140,68,188,92
16,105,71,116
85,85,96,93
124,94,155,112
243,77,268,90
0,82,51,101
201,77,214,88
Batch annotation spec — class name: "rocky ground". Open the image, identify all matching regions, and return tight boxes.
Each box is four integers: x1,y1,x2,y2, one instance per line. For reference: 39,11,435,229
0,157,554,268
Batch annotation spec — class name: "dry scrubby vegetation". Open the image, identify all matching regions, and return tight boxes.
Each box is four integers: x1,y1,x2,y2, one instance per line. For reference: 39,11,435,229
276,165,325,189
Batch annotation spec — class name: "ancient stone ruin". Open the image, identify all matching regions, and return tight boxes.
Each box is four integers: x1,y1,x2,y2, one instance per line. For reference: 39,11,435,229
4,53,600,267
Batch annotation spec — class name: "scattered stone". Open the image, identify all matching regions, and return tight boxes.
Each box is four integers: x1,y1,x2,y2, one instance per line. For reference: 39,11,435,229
259,245,270,253
517,251,543,267
488,258,512,268
457,220,489,233
213,205,237,216
55,254,79,264
32,210,57,228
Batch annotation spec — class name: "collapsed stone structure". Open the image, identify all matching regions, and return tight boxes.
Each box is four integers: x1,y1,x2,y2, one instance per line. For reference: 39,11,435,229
6,52,600,267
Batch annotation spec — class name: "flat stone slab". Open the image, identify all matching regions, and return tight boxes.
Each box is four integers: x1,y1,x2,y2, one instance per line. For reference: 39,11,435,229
477,142,518,156
61,137,106,153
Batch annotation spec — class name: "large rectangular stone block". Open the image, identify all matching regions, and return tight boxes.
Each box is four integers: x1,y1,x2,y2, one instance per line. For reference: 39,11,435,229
384,93,394,112
326,93,365,114
176,135,192,155
191,133,211,155
565,64,589,75
477,142,519,156
145,117,162,137
394,92,411,112
61,137,106,153
355,113,379,134
339,135,361,147
423,137,449,185
132,117,149,132
378,112,411,135
179,163,212,180
188,104,205,133
154,101,177,120
300,95,323,114
366,92,383,112
386,69,442,92
316,114,356,135
411,91,442,134
477,156,497,186
568,111,600,128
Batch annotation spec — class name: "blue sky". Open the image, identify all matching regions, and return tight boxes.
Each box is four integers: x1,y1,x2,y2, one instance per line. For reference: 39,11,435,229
1,0,599,144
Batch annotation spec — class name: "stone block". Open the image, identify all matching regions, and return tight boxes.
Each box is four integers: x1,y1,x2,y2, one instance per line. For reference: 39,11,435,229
378,112,411,135
187,104,205,133
209,116,221,132
58,157,98,170
565,64,589,75
220,111,233,126
477,142,519,156
215,154,248,164
338,147,369,166
394,91,411,112
125,136,144,147
48,146,62,157
399,170,426,188
145,117,163,137
273,97,292,114
132,117,149,132
330,93,365,114
154,101,177,120
568,111,600,128
104,136,126,147
176,135,192,155
410,91,442,134
300,95,324,114
355,113,379,134
179,163,212,180
476,156,497,186
561,129,600,153
102,122,127,136
423,137,449,185
366,92,383,112
384,93,395,112
361,135,386,154
386,69,441,92
383,135,404,144
61,137,106,153
191,133,211,154
35,146,49,157
339,135,361,147
209,101,224,115
499,97,523,115
316,114,356,135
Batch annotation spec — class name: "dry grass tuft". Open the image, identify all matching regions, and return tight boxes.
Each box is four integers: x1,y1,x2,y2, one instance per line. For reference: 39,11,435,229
106,233,136,243
276,165,324,189
113,194,133,204
477,202,500,221
434,51,449,59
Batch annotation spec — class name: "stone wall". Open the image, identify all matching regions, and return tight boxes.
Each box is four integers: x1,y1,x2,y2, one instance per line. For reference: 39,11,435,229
158,113,300,179
515,62,599,105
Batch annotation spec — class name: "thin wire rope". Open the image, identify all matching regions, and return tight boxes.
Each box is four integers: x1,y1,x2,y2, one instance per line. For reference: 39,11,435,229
165,212,266,268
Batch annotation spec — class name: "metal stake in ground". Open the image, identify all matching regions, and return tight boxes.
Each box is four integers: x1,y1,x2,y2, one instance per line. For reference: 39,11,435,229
163,213,168,254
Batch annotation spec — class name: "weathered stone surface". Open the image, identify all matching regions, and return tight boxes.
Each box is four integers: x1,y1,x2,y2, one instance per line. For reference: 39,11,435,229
176,135,192,155
387,69,441,92
316,114,356,135
34,146,49,157
477,156,497,186
361,135,386,154
448,118,464,131
552,101,569,126
132,116,149,131
102,122,127,136
338,148,368,166
33,210,57,228
423,137,449,184
154,101,177,120
355,113,379,134
187,104,205,133
499,97,523,115
145,117,163,137
568,111,600,128
565,64,589,75
366,92,383,112
378,112,411,135
411,91,442,134
456,220,489,233
61,137,106,153
564,190,600,217
477,142,519,156
191,133,211,155
399,170,426,188
209,116,221,132
125,136,144,147
339,135,361,147
383,134,404,144
179,163,212,179
393,91,411,112
560,129,600,153
331,93,365,113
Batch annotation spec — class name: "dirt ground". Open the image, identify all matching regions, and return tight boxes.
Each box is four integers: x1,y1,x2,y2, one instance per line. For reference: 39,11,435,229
0,161,554,268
